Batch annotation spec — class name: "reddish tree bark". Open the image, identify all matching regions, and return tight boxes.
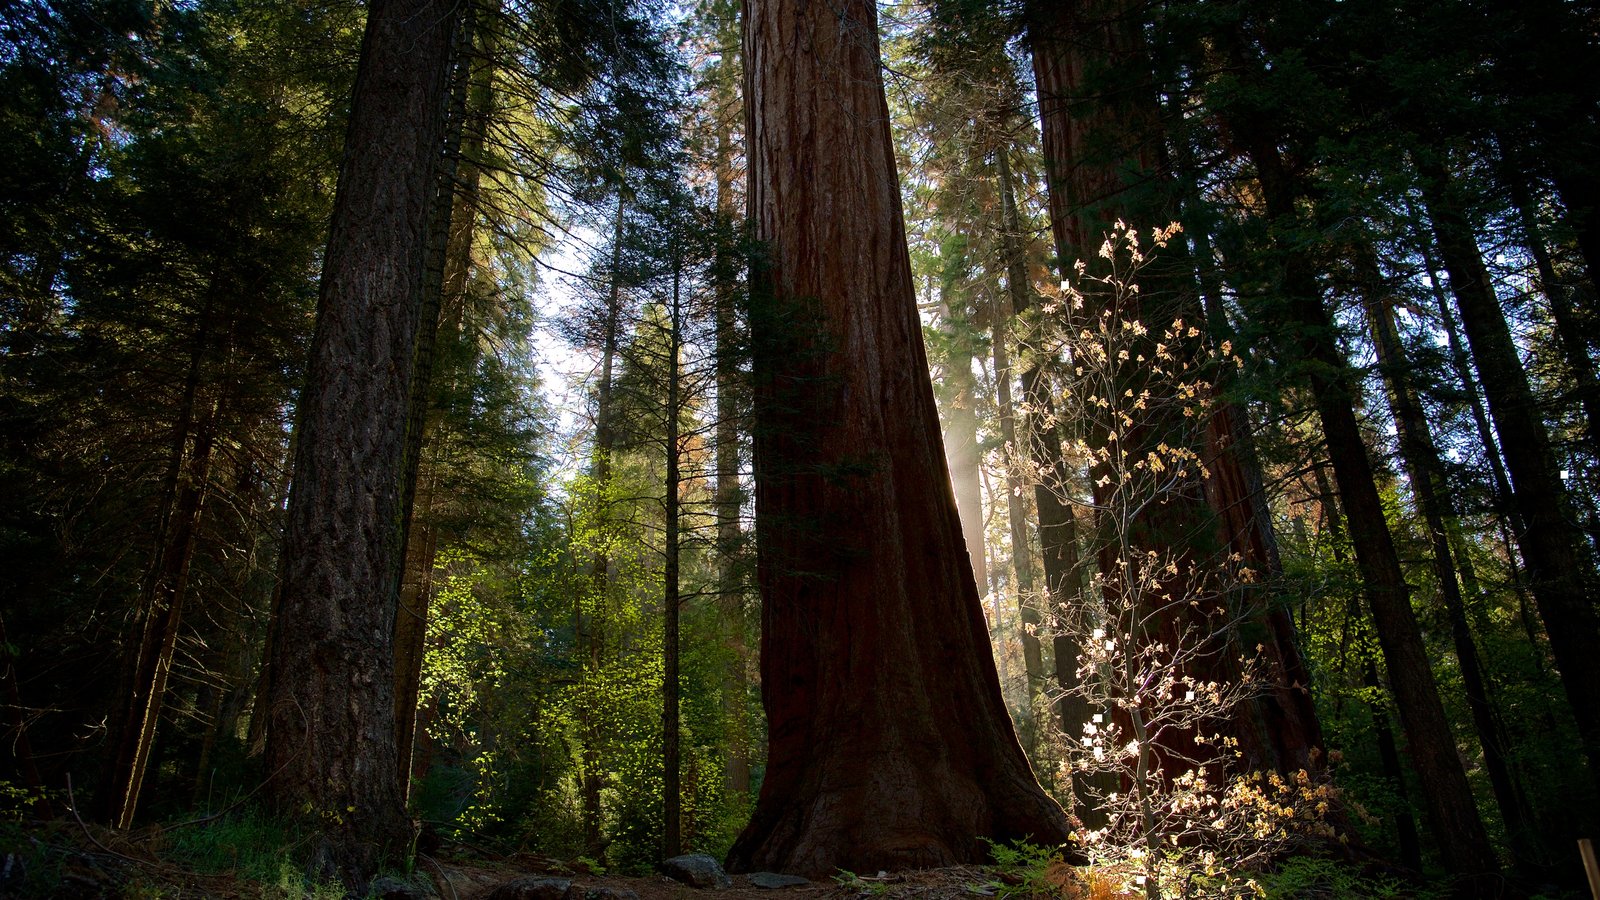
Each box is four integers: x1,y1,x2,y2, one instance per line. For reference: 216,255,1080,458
1027,0,1321,776
728,0,1070,875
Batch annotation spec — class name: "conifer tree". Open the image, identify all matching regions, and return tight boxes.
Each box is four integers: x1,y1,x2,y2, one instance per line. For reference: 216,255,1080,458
260,0,459,883
729,0,1070,873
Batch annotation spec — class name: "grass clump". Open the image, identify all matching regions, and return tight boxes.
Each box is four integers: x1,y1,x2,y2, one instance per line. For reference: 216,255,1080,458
161,808,345,899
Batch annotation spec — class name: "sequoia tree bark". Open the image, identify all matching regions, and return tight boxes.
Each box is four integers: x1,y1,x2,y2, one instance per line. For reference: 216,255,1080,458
1028,0,1321,776
727,0,1071,875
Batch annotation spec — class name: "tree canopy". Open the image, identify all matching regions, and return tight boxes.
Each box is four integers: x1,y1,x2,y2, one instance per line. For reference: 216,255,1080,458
2,0,1598,896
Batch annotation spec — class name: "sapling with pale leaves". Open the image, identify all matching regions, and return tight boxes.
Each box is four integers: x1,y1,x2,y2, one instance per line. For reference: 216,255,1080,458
1038,224,1339,898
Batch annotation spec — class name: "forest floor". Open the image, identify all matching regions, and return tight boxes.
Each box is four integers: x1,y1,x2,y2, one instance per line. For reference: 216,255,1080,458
1,819,1110,899
420,855,1030,900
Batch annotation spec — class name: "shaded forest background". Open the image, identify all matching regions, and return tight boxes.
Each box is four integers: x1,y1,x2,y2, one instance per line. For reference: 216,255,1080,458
2,0,1598,895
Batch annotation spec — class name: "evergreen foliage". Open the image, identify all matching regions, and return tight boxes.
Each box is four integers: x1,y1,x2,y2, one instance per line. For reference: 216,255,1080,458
2,0,1598,893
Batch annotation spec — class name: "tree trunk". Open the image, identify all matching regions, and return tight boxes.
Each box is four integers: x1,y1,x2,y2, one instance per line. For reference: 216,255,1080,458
579,192,627,855
392,478,439,797
1417,153,1600,802
996,147,1078,702
1416,236,1549,671
1229,124,1496,875
713,82,752,804
664,258,684,860
1505,160,1600,465
1029,0,1320,777
938,280,989,598
1359,251,1535,866
995,144,1104,815
981,459,1020,698
106,295,224,828
988,263,1045,705
1365,658,1424,871
393,0,487,797
261,0,458,885
1487,0,1600,290
1314,466,1422,871
729,0,1070,874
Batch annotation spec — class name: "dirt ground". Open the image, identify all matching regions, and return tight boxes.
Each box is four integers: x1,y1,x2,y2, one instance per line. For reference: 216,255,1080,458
419,853,1007,900
1,824,1045,900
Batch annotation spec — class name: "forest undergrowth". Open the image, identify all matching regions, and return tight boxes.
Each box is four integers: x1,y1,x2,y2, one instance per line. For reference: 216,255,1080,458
0,805,1451,900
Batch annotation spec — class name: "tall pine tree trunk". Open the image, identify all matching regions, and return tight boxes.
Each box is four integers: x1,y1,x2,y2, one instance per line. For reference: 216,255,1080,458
1168,92,1325,776
728,0,1070,874
988,266,1046,705
1488,0,1600,290
996,148,1078,705
664,258,684,860
712,93,753,804
1505,161,1600,464
1417,153,1600,802
1359,251,1534,865
107,297,223,827
938,280,989,598
393,0,487,796
1225,116,1496,876
261,0,458,885
579,191,628,854
1314,466,1423,871
1419,245,1552,676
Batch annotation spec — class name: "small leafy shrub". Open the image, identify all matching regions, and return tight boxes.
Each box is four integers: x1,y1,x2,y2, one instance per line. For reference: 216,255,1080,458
982,838,1080,898
833,868,893,896
1256,855,1436,900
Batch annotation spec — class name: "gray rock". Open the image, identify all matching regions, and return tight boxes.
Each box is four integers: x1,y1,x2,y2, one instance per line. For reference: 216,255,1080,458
660,854,733,889
369,874,437,899
565,887,641,900
747,872,811,889
0,854,25,890
485,876,575,900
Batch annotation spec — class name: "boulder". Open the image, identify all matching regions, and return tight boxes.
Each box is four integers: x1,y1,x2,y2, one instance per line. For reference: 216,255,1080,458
660,854,732,889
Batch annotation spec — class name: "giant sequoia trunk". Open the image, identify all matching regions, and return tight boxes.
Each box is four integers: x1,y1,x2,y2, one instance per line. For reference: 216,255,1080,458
728,0,1070,875
260,0,458,886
